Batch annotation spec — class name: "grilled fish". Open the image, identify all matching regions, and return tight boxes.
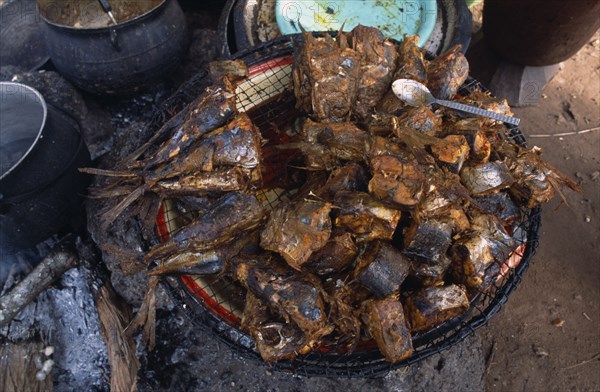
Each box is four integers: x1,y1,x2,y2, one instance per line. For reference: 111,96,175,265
405,284,470,333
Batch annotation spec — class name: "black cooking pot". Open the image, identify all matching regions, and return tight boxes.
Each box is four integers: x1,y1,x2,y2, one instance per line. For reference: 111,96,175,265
0,82,90,251
37,0,188,95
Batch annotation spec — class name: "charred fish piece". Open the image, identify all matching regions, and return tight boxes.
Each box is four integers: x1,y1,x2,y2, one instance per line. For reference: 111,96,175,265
402,218,453,265
456,89,513,124
361,296,414,363
455,129,491,164
304,232,358,276
460,161,515,196
415,164,474,217
327,280,370,350
369,135,414,160
350,25,398,121
260,200,332,270
426,45,469,100
376,35,426,116
233,255,334,341
293,31,360,122
145,192,267,262
241,292,310,362
500,145,581,208
302,120,371,162
369,155,425,208
430,134,470,173
148,231,259,276
405,284,470,333
395,35,427,82
154,167,250,195
142,77,238,169
184,112,262,172
449,233,496,290
335,191,402,242
396,106,442,137
411,255,452,287
474,192,521,226
353,241,411,298
253,322,310,363
376,34,426,115
241,291,270,333
316,163,369,199
367,112,397,137
284,141,337,171
469,212,518,262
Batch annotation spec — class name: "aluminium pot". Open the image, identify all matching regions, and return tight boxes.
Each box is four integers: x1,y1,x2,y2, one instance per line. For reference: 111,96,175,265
0,82,91,251
37,0,188,95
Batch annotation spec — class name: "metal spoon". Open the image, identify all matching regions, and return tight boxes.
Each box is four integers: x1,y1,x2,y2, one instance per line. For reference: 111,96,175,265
96,0,120,50
392,79,520,126
97,0,118,25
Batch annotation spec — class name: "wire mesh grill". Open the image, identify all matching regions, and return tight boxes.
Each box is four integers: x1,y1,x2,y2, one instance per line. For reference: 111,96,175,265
146,35,542,377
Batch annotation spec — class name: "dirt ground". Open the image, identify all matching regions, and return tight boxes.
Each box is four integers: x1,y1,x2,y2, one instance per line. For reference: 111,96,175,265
476,32,600,392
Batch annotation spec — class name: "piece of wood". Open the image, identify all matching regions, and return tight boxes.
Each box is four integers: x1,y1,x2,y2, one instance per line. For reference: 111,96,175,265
97,283,139,392
0,250,78,328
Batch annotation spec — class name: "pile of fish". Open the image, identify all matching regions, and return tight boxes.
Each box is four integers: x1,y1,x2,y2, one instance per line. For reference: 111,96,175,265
87,26,580,364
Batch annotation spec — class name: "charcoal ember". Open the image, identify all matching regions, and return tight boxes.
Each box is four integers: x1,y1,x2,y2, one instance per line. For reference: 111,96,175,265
292,32,360,122
405,284,470,333
361,296,414,363
353,241,410,298
403,218,453,265
426,45,469,100
304,232,358,276
474,192,521,226
430,135,470,173
335,191,402,242
260,200,332,270
233,255,334,341
396,106,442,137
460,161,515,196
350,25,398,121
316,163,369,199
369,155,425,208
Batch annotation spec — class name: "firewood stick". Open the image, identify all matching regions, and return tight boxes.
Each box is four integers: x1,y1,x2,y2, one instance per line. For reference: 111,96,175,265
0,250,78,328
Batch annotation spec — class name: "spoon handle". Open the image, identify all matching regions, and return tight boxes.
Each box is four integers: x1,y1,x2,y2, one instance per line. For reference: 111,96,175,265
435,99,521,126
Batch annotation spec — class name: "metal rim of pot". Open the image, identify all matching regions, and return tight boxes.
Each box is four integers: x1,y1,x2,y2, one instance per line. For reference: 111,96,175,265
216,0,472,58
36,0,167,31
0,82,48,181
